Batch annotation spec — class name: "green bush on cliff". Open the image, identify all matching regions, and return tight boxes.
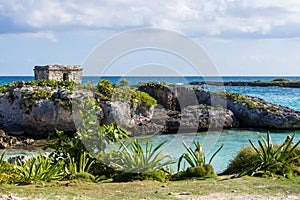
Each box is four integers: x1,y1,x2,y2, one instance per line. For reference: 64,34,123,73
138,81,167,89
223,91,279,114
97,79,114,99
113,86,157,108
25,80,76,89
97,79,157,108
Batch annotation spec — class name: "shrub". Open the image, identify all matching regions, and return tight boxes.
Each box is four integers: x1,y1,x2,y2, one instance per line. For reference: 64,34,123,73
64,152,95,180
14,154,65,184
0,153,20,184
117,79,129,87
174,140,222,180
186,164,216,178
131,90,157,108
222,146,257,175
177,140,223,171
225,132,300,178
110,139,174,174
97,79,113,99
69,172,95,181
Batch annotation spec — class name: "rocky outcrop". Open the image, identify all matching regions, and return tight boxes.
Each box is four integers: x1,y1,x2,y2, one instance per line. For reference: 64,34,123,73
100,101,163,136
0,87,76,138
139,84,300,130
0,129,34,149
226,94,300,128
190,80,300,88
138,84,209,111
165,105,238,132
1,82,300,138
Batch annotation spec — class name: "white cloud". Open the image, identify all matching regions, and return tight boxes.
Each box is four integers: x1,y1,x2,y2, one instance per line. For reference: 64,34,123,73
1,0,300,39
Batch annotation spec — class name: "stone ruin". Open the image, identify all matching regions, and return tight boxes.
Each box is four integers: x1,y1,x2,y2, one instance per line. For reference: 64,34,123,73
34,65,83,83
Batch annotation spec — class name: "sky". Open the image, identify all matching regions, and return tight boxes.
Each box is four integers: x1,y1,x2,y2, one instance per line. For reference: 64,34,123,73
1,0,300,76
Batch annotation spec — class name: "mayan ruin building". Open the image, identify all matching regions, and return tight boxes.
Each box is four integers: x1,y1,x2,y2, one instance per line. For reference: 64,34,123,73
34,65,83,83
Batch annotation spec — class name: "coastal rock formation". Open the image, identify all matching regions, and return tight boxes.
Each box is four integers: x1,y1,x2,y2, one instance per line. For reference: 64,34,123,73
138,83,300,130
0,129,34,149
165,105,239,132
225,94,300,128
190,80,300,88
101,101,163,136
0,87,76,138
138,83,209,111
1,81,300,138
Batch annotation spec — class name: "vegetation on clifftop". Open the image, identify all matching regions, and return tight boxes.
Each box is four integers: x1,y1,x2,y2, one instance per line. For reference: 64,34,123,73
96,79,157,108
210,91,280,114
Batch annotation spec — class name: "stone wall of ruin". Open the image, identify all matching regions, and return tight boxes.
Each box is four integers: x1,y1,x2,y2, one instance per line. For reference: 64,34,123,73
34,65,83,83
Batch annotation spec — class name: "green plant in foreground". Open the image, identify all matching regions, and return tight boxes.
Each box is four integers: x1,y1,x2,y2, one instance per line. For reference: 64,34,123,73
177,140,224,171
0,153,20,184
14,154,65,183
64,152,95,181
240,132,300,178
172,140,223,180
111,139,174,174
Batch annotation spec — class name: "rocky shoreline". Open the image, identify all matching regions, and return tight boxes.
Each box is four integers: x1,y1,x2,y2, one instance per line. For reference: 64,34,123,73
190,80,300,88
1,80,300,140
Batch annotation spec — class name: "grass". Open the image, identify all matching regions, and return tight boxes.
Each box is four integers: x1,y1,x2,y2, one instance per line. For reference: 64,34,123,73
0,176,299,199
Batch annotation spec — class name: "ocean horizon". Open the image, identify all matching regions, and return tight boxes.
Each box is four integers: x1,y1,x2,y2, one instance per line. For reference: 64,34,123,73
1,75,300,86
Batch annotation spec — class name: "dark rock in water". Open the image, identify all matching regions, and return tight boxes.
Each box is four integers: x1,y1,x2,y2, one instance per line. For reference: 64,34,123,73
165,105,238,132
190,80,300,88
8,155,28,165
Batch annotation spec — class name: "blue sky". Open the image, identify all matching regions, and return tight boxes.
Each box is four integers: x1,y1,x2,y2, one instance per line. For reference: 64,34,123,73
1,0,300,76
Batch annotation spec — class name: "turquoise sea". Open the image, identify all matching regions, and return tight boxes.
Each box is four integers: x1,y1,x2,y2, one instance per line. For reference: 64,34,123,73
1,76,300,173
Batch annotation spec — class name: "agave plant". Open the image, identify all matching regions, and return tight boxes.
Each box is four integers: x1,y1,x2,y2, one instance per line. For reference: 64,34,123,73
14,154,65,183
177,140,224,171
242,132,300,177
111,139,174,174
64,151,95,175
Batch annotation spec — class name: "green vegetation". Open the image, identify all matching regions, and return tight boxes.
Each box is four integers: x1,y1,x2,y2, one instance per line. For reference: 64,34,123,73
64,152,95,181
224,91,279,114
0,153,19,184
0,80,75,112
138,81,167,89
110,139,174,175
225,132,300,178
97,79,114,100
173,141,223,180
96,79,157,108
14,154,65,183
117,79,129,87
